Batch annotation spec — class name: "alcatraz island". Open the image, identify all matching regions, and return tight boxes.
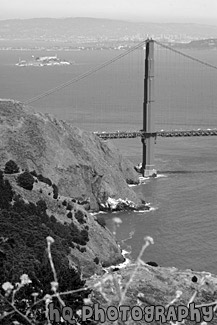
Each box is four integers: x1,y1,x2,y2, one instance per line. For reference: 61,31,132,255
16,54,73,67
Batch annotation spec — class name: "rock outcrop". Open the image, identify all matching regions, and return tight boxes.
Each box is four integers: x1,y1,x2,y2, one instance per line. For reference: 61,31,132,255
88,264,217,324
0,99,142,211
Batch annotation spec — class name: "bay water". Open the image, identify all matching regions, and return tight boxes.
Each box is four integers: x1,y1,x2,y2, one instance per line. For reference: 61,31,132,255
1,46,217,273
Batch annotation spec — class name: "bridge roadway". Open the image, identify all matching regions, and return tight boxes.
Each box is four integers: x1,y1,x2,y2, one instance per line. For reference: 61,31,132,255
94,129,217,140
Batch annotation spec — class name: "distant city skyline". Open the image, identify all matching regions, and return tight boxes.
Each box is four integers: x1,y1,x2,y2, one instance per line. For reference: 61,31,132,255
1,0,217,25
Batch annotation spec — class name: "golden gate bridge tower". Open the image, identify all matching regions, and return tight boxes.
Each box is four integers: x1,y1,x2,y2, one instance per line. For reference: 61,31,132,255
142,39,157,177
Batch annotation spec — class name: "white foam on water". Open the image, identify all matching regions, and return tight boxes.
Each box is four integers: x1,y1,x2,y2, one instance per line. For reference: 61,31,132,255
89,211,107,216
149,206,158,212
138,176,150,184
134,206,158,213
138,174,167,184
156,174,167,178
108,249,132,270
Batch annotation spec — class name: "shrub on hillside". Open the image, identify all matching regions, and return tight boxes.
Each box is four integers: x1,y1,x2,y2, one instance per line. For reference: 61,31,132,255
72,237,87,246
13,197,37,215
69,221,89,246
62,199,67,206
94,257,100,265
36,199,47,215
80,229,89,242
37,174,52,186
79,246,86,253
0,174,97,324
67,203,73,211
17,171,34,190
75,209,86,224
30,170,38,177
0,174,14,210
67,211,73,219
0,210,91,324
52,183,58,199
4,160,19,174
50,215,57,223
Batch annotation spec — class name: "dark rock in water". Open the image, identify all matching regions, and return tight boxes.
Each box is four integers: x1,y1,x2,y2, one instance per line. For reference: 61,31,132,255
134,163,143,174
126,178,139,185
136,203,150,211
191,275,198,283
146,261,158,267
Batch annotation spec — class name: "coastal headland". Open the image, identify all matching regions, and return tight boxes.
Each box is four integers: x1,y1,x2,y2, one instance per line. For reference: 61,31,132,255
1,99,217,324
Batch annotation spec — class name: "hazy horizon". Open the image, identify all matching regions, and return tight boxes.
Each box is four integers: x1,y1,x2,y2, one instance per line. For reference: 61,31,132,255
1,0,217,26
1,16,217,27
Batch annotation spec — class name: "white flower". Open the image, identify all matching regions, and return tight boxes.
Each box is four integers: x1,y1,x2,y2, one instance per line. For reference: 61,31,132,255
46,236,55,244
144,236,154,244
20,274,32,285
2,282,14,292
83,298,92,305
51,281,58,292
44,294,52,303
76,310,82,316
175,290,182,298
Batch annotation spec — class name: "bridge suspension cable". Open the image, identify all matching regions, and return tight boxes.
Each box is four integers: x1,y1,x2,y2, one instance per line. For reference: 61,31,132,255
24,39,148,105
154,40,217,71
153,39,217,132
23,38,217,136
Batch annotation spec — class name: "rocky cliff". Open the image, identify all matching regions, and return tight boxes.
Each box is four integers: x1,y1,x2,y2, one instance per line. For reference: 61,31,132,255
0,99,141,211
0,99,148,277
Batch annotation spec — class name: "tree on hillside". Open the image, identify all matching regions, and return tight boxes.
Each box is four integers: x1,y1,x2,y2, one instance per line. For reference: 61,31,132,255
17,171,34,190
4,160,19,174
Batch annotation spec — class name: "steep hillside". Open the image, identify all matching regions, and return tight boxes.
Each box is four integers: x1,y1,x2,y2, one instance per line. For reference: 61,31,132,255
0,164,126,279
0,99,142,211
0,166,124,324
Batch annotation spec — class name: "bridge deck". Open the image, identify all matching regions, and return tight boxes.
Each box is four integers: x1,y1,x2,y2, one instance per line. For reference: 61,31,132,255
94,129,217,140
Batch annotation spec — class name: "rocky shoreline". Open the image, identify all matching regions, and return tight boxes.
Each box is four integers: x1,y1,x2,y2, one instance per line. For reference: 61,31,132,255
99,197,150,212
